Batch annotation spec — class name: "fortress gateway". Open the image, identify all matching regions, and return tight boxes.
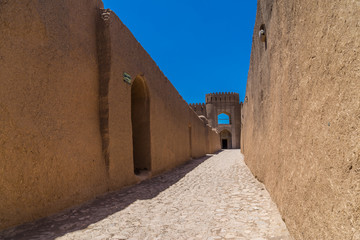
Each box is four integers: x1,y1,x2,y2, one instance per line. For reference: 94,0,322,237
190,92,242,149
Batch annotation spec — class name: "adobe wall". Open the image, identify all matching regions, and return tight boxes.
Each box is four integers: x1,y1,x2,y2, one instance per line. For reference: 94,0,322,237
0,0,108,230
0,0,220,230
242,0,360,239
106,12,220,178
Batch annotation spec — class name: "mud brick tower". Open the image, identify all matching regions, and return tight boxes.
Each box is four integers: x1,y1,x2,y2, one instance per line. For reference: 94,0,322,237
190,92,242,149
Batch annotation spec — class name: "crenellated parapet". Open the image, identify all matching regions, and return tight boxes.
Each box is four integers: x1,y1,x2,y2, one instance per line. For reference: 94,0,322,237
189,92,241,149
189,103,207,116
205,92,240,104
189,103,206,109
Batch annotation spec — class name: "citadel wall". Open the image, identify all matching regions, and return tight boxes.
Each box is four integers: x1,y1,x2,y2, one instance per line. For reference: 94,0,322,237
0,0,220,230
242,0,360,239
189,92,241,149
206,92,241,149
189,103,207,117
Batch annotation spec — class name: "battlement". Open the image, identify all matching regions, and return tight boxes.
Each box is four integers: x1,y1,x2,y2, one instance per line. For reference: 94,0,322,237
189,103,207,116
205,92,240,104
189,103,206,109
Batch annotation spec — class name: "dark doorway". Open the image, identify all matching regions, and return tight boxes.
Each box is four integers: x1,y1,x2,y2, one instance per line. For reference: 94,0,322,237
131,76,151,175
222,139,228,149
220,129,232,149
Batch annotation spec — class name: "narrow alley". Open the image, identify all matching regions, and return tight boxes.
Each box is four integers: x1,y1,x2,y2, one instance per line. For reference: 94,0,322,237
0,150,291,240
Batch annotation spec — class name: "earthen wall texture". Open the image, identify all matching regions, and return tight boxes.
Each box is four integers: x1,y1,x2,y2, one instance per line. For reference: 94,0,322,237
242,1,360,239
0,0,220,230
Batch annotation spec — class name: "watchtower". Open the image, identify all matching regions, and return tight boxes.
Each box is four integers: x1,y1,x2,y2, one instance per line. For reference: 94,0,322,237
189,92,241,149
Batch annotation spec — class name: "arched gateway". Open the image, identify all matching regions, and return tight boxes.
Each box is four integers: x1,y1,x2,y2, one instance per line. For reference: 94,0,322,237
189,92,242,149
131,76,151,175
220,129,232,149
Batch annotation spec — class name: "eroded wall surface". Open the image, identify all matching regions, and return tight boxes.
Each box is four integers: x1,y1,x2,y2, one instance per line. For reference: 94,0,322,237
0,0,220,230
242,1,360,239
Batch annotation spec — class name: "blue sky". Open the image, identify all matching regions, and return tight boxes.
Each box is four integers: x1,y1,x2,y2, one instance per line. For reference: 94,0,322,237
102,0,257,104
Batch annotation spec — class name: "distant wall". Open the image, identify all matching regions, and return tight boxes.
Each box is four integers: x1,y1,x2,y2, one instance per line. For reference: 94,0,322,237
189,103,207,117
205,93,241,149
242,0,360,239
0,0,220,230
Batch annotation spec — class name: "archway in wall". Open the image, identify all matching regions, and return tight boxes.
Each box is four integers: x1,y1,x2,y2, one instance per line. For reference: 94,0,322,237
131,76,151,175
218,112,231,125
220,129,232,149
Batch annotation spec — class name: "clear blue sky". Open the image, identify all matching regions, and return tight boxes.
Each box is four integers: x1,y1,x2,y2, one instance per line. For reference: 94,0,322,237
102,0,257,104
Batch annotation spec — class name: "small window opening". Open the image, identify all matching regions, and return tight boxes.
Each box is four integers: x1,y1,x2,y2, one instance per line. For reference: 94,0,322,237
218,113,230,125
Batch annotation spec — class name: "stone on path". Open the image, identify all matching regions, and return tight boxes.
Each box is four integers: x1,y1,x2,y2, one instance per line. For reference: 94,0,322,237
0,150,292,240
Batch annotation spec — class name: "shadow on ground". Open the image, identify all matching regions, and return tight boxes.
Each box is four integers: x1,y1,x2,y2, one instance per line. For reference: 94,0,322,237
0,152,221,240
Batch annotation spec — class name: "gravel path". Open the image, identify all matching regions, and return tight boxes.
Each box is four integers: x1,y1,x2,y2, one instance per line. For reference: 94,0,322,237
0,150,291,240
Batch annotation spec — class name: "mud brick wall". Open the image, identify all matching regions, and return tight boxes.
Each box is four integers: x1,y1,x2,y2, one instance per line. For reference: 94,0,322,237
0,0,220,229
241,0,360,239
